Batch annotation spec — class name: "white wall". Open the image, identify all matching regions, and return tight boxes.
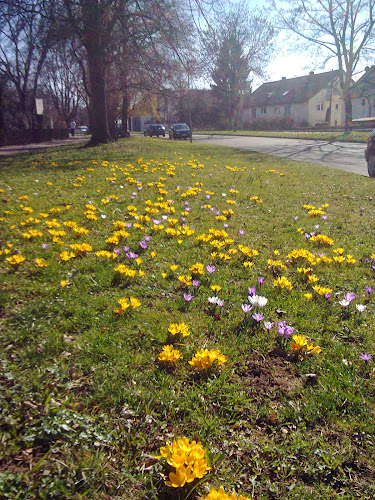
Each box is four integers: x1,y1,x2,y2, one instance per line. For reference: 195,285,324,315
352,96,375,120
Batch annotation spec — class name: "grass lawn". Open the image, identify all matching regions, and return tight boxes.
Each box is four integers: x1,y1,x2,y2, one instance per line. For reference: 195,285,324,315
196,130,370,143
1,136,375,499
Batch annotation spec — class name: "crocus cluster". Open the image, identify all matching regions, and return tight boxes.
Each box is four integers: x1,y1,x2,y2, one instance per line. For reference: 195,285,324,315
158,345,183,364
200,487,252,500
158,437,211,488
189,349,227,371
290,334,321,355
113,296,141,314
168,322,190,337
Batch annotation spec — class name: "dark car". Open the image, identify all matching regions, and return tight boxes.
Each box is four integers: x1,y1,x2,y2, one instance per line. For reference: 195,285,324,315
144,124,165,137
169,123,190,140
365,130,375,177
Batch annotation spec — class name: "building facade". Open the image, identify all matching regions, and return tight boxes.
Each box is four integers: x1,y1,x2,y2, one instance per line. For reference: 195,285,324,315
350,65,375,120
243,70,346,127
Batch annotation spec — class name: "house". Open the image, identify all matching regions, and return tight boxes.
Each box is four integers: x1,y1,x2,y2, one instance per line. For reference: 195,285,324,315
350,65,375,120
243,70,345,127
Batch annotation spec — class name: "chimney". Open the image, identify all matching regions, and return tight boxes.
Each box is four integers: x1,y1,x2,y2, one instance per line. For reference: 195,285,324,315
309,71,314,75
282,76,286,80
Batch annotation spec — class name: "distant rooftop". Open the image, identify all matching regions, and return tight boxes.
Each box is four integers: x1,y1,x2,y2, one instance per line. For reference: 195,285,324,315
246,70,342,107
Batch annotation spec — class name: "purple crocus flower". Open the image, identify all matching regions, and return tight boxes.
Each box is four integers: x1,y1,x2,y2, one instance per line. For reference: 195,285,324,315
325,292,332,299
216,299,224,308
252,313,264,323
359,352,372,363
206,265,216,274
192,280,200,288
144,236,151,242
248,286,256,296
122,246,129,252
277,321,294,337
365,286,374,294
181,217,186,222
257,277,266,286
183,293,194,302
264,321,274,331
241,303,252,314
42,243,49,249
224,223,229,228
206,194,211,199
239,229,245,235
344,292,356,303
126,223,133,228
139,241,148,249
113,248,121,255
126,251,138,259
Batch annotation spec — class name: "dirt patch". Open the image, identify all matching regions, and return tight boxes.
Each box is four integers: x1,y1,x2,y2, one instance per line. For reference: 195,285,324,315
236,351,303,401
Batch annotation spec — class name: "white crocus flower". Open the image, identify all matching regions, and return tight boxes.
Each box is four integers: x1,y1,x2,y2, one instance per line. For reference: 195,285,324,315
339,300,350,307
248,294,268,308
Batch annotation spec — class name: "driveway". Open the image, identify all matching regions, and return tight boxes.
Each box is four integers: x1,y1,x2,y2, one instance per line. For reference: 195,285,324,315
193,134,369,177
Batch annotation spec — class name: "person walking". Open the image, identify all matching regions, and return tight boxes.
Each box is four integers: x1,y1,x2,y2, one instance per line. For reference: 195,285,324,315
69,120,76,136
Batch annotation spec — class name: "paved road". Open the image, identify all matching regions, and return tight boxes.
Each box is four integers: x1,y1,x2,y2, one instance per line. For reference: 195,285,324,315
193,134,369,177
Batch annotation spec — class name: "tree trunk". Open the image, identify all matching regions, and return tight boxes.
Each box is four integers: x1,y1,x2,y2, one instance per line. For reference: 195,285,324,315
86,48,111,145
121,93,130,137
344,94,352,130
81,0,111,146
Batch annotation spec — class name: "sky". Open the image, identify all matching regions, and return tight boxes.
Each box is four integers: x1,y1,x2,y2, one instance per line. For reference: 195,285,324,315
242,0,372,89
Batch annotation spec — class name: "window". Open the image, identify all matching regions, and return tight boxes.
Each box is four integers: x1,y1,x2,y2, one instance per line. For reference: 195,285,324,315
274,107,280,114
362,99,366,106
261,107,267,114
316,103,324,111
335,104,339,110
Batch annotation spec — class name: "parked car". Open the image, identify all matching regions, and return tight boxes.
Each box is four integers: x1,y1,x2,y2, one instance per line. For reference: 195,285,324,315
169,123,190,140
144,124,165,137
76,125,89,134
365,129,375,177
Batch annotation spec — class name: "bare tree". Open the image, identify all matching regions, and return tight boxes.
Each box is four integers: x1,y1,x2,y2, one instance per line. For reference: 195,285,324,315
40,38,86,127
202,5,275,129
0,0,59,128
269,0,375,125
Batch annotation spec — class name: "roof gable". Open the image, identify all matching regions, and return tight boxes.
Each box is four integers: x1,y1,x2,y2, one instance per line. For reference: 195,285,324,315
246,70,342,107
350,66,375,97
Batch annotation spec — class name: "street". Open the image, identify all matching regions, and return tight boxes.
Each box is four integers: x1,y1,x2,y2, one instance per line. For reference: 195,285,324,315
193,134,369,177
